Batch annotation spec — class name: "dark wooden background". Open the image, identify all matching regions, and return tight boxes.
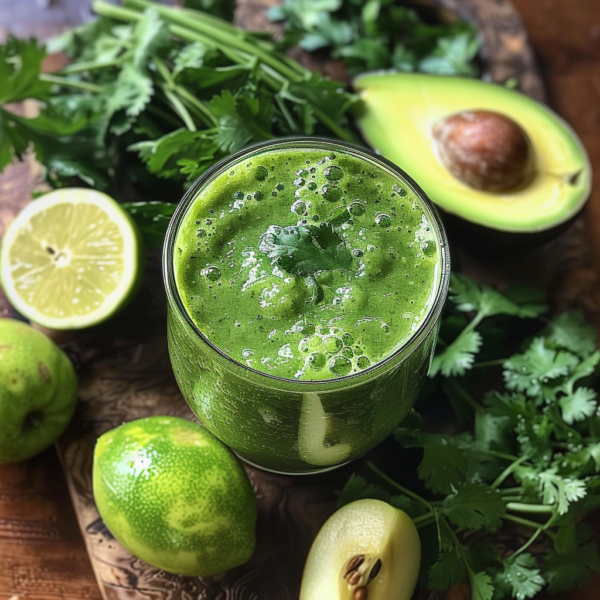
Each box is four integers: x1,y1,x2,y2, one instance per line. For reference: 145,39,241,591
1,0,600,598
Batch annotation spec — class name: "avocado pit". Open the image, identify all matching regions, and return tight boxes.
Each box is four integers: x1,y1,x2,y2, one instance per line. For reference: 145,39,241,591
432,109,532,192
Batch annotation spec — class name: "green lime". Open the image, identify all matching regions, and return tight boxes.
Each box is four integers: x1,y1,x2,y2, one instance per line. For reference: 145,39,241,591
0,188,143,330
93,416,257,576
0,318,78,464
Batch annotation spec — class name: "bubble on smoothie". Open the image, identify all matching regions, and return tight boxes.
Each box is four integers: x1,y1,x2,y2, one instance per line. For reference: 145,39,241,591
342,333,354,346
254,191,264,201
307,181,317,191
202,266,222,281
298,338,311,353
196,228,207,238
375,214,392,227
392,184,407,196
402,311,416,320
329,355,352,376
352,248,364,258
276,183,285,192
323,165,344,181
348,201,366,217
323,335,343,353
293,178,306,187
342,347,354,359
241,349,254,359
291,200,308,215
356,355,371,370
307,352,326,370
255,166,269,181
301,322,316,336
322,185,343,203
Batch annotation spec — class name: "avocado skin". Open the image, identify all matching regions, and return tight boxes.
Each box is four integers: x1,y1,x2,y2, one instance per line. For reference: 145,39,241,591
439,207,579,260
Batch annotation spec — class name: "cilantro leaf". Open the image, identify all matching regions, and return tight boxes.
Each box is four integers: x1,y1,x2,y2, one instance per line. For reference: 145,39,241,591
544,311,597,356
470,571,494,600
0,36,50,104
428,551,467,591
395,431,470,494
559,387,597,425
430,330,482,377
503,338,579,397
442,483,506,531
494,553,545,600
258,222,352,301
121,202,177,250
538,469,587,515
449,273,547,319
542,524,600,593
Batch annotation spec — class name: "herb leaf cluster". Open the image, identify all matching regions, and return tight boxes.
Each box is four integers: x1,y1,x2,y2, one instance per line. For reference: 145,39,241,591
269,0,481,76
342,273,600,599
0,0,358,198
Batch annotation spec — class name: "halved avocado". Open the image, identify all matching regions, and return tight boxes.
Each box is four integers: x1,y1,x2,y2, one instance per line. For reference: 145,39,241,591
353,72,591,254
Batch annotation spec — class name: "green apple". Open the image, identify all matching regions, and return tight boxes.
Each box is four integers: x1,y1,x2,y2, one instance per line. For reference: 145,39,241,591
0,318,78,463
300,499,421,600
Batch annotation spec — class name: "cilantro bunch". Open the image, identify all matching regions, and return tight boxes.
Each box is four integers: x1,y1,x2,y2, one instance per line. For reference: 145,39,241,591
342,274,600,599
269,0,481,77
0,0,358,198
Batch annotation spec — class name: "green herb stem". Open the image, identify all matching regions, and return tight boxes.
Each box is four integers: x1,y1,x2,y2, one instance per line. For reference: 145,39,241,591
39,73,104,93
412,512,436,528
366,460,433,511
473,358,508,369
160,86,196,131
490,454,528,490
506,502,556,514
121,0,305,82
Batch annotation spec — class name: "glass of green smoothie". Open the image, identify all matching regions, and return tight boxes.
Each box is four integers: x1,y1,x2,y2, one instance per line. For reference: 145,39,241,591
164,138,450,474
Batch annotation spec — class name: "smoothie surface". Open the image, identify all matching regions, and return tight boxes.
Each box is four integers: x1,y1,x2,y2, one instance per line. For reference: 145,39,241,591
173,144,441,380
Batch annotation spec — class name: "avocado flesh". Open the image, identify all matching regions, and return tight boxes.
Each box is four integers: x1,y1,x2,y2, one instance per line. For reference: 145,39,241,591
353,72,591,233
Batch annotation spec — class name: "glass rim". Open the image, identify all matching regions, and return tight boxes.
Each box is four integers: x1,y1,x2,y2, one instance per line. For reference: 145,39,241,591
163,136,451,388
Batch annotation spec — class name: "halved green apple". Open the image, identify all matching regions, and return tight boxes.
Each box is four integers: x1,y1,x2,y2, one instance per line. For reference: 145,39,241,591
300,499,421,600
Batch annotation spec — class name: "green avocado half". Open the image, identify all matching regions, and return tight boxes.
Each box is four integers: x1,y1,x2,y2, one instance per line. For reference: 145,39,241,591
353,72,591,245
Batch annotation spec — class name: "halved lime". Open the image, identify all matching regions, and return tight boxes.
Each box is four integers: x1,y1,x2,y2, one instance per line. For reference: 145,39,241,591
0,188,143,329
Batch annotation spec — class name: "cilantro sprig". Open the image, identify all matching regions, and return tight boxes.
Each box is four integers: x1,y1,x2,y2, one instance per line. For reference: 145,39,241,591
0,0,358,196
269,0,481,77
341,274,600,599
258,222,352,304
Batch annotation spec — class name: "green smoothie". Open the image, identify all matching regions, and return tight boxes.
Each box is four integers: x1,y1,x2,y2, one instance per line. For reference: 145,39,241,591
165,138,449,474
173,148,440,380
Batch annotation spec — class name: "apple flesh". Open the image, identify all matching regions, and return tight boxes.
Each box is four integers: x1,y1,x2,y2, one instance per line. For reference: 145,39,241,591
300,498,421,600
0,319,78,463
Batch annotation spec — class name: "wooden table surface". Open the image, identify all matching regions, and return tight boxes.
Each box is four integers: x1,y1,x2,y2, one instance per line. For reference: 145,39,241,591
1,1,600,598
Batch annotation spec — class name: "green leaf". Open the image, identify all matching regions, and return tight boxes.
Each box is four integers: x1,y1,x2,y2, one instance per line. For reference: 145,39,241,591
430,330,482,377
495,553,545,600
470,570,494,600
0,36,50,104
442,482,506,531
559,387,597,425
544,311,597,357
542,524,600,593
504,338,579,397
428,551,467,591
258,222,353,299
417,433,470,494
538,469,587,515
121,201,177,250
449,273,547,319
129,128,220,182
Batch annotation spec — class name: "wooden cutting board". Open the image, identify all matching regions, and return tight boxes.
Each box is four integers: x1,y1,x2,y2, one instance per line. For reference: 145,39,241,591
2,0,597,598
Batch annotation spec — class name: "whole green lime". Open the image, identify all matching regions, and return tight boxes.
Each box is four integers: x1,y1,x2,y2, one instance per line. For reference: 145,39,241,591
93,415,257,576
0,318,78,463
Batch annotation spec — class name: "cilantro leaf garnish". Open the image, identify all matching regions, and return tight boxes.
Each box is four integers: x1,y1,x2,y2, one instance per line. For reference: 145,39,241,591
258,222,352,304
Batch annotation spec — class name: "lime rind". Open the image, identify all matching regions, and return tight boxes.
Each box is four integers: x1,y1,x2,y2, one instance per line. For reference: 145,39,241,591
0,188,142,329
